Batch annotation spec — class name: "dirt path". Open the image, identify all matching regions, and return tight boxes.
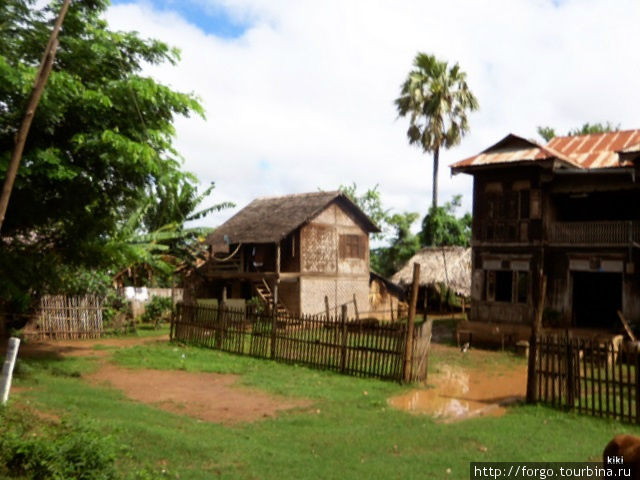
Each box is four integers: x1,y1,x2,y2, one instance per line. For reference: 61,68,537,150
86,363,310,425
17,335,311,425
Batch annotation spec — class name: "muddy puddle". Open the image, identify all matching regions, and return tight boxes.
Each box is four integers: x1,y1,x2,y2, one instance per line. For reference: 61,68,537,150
389,364,526,422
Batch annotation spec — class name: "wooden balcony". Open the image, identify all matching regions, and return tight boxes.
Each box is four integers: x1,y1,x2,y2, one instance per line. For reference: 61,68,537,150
547,221,640,246
473,220,541,244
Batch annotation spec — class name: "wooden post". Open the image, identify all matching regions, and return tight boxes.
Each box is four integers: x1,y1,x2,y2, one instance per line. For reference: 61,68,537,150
216,290,226,349
353,294,359,321
389,296,395,322
1,337,20,404
566,329,574,408
526,274,547,403
423,318,433,385
273,243,281,311
340,304,348,373
403,263,420,383
635,342,640,423
169,303,176,341
324,295,330,320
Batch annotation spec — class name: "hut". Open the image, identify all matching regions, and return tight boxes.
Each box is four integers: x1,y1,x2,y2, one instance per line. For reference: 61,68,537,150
391,246,471,313
368,271,407,321
183,191,380,317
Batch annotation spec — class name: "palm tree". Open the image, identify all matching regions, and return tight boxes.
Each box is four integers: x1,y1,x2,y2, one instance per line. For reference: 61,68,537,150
395,53,478,208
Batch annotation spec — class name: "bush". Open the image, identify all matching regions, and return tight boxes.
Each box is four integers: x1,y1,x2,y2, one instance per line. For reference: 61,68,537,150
0,408,118,480
140,296,172,327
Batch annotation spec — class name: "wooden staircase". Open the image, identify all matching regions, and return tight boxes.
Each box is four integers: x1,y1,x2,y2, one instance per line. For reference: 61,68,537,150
254,279,289,316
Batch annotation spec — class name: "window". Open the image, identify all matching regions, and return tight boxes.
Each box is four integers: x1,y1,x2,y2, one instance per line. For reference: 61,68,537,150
484,269,529,303
495,270,513,302
339,234,365,259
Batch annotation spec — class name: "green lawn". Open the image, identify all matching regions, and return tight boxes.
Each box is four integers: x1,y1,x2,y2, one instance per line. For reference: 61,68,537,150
7,335,640,480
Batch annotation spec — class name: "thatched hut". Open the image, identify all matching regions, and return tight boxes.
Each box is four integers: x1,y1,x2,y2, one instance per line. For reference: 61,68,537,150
391,246,471,312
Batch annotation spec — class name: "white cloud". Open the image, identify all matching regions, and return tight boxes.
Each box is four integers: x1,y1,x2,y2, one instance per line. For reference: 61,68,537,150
105,0,640,231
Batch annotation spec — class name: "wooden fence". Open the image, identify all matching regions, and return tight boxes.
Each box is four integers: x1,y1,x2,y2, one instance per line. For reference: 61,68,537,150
171,303,429,383
26,295,104,340
534,333,640,423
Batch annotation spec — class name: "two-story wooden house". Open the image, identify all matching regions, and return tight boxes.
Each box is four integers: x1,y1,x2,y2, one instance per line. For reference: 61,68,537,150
451,130,640,340
183,191,379,317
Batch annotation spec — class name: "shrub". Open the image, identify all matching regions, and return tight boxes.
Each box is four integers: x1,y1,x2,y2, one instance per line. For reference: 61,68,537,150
141,296,173,327
0,408,118,480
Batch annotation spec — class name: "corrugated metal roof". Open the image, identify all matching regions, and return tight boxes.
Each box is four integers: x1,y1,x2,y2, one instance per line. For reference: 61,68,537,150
451,134,580,170
451,129,640,172
548,130,640,168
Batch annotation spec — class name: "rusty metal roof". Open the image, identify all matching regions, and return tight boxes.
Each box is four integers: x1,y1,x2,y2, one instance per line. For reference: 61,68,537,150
451,134,580,172
451,130,640,172
548,130,640,168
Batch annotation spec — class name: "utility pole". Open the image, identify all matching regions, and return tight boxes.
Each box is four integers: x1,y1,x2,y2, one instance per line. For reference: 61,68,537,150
0,0,72,232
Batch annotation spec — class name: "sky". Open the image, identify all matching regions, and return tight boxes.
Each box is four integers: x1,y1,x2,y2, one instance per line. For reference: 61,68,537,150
105,0,640,237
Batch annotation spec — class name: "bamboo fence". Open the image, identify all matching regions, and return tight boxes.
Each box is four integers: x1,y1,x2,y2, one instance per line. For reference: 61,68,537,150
534,333,640,423
27,295,104,340
171,302,429,383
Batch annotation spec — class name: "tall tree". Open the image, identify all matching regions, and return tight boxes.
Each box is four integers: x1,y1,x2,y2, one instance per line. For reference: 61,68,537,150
395,53,478,208
0,0,203,312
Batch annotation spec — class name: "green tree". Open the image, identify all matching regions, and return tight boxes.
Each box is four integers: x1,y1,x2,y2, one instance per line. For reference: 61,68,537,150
371,212,420,277
0,0,203,311
420,195,471,247
338,183,389,240
537,122,620,142
395,52,478,208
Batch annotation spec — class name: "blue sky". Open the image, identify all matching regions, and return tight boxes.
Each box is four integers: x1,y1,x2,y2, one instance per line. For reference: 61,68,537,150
105,0,640,233
111,0,249,38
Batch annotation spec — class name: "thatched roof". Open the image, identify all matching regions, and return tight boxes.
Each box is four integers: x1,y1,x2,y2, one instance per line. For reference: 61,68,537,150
391,246,471,297
206,191,379,250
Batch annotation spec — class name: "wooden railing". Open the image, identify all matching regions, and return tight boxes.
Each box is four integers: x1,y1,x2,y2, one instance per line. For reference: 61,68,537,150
473,220,539,243
547,221,640,245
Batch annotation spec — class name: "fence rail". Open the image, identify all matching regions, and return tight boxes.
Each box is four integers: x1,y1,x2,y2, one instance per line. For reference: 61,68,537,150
26,295,104,340
171,302,425,383
534,334,640,423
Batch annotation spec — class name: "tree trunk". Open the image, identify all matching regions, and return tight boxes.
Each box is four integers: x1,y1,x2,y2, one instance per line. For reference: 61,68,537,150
0,0,71,232
432,146,439,208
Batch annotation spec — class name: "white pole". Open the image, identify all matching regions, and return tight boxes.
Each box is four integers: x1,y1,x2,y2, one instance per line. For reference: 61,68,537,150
1,337,21,404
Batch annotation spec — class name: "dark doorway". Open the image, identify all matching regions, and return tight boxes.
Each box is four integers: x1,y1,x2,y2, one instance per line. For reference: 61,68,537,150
571,272,621,329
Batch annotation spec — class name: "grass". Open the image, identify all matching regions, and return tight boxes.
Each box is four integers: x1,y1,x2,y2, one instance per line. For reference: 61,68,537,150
8,337,640,480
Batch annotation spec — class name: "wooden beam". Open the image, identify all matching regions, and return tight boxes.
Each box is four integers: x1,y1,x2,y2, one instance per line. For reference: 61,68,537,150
526,274,546,403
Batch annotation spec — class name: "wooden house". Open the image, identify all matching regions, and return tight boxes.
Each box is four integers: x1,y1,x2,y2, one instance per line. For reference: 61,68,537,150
183,191,379,317
450,130,640,341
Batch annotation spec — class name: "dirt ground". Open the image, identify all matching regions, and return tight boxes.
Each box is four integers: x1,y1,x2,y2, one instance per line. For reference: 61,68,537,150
86,364,311,425
13,334,527,425
15,335,310,425
389,343,527,422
